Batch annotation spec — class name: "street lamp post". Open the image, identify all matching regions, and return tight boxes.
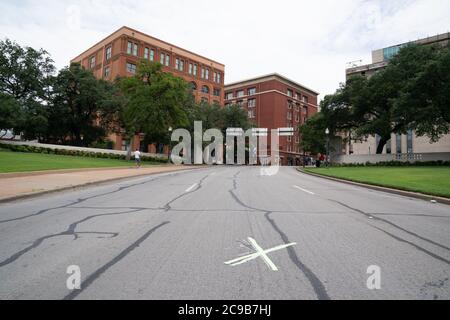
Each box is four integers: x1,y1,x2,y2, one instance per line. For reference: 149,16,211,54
325,128,330,167
168,127,173,162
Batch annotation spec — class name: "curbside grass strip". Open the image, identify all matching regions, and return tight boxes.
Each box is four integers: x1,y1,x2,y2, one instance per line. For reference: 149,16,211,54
297,168,450,206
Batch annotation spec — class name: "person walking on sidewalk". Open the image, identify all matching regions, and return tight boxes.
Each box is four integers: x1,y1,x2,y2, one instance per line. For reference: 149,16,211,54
134,149,142,168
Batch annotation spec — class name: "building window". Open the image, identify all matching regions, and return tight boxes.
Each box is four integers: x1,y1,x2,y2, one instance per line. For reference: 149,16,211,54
165,54,170,66
383,45,404,61
201,67,205,79
248,88,256,96
296,113,300,122
248,109,256,119
248,98,256,108
287,89,293,97
201,85,210,94
150,49,155,61
295,103,300,111
189,63,193,75
302,96,309,104
175,58,184,71
127,42,132,55
105,46,112,60
104,67,110,77
396,134,402,154
126,62,137,74
89,56,96,69
193,64,197,76
213,72,217,83
303,106,308,114
236,100,244,107
225,92,233,100
287,101,293,109
160,53,165,65
288,136,292,142
189,82,197,91
386,139,392,154
287,111,293,120
217,72,221,84
236,90,244,98
213,88,221,96
144,47,150,59
407,130,414,154
127,42,138,56
205,68,209,80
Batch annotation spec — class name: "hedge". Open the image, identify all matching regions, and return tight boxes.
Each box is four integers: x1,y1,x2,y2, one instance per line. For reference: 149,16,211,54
0,143,169,164
330,160,450,167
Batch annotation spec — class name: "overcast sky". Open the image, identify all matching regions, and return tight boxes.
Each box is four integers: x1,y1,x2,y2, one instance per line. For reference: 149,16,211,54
1,0,449,99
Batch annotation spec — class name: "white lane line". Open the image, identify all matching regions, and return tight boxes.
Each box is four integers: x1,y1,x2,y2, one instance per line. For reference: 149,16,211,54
185,183,198,193
293,185,315,195
224,237,297,271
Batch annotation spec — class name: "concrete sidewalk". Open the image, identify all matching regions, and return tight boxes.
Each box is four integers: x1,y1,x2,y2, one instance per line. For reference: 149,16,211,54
0,166,196,202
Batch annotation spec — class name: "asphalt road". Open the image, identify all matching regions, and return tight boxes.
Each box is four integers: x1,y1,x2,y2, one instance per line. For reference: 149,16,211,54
0,166,449,300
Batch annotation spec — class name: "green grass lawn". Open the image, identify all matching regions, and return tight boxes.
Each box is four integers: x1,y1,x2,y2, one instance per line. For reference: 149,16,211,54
0,150,161,173
304,167,450,198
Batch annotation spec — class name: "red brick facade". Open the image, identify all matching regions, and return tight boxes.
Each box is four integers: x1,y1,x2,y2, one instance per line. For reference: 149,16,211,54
71,26,225,152
225,74,319,166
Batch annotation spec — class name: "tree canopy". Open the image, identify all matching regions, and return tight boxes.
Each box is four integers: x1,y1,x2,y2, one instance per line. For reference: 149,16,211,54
299,44,450,154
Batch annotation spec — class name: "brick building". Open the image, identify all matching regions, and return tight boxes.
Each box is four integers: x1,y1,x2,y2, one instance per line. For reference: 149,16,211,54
71,26,225,153
224,74,319,166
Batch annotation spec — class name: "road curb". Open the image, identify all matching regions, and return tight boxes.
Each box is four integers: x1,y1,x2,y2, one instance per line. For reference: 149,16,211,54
297,168,450,206
0,166,202,204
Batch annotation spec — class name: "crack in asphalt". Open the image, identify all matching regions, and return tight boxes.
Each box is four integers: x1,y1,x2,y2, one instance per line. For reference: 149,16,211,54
0,171,193,224
329,199,450,253
63,221,170,300
0,208,144,268
229,169,331,300
162,174,210,212
0,173,210,269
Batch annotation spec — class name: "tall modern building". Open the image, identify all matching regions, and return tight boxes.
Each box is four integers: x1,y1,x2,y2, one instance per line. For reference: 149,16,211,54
71,26,225,153
343,32,450,156
224,74,319,166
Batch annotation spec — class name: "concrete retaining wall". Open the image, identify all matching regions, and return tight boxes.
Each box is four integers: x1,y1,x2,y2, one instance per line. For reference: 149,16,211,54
333,153,450,164
0,140,167,160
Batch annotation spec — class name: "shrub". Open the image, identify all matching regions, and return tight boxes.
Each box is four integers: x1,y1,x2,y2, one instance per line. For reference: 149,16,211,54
0,143,169,164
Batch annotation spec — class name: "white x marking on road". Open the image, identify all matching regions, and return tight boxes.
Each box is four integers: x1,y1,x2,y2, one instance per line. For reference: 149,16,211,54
224,237,297,271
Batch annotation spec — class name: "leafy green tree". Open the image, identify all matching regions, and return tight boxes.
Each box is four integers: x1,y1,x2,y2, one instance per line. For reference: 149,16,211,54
298,113,327,155
0,39,55,138
119,60,190,150
314,44,450,154
47,63,124,146
393,46,450,142
0,93,22,138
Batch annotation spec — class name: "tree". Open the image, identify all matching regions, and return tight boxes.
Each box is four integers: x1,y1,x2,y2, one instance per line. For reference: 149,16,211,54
0,93,22,138
119,60,190,150
0,39,55,138
393,46,450,142
298,113,327,155
47,63,124,146
315,44,450,154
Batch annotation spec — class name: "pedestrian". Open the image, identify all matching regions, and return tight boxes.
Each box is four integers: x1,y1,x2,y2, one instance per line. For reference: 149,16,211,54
134,149,142,168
